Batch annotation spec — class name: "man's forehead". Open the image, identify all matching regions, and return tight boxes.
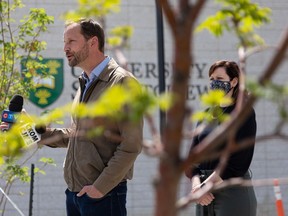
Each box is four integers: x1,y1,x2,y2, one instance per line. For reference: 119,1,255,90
65,23,81,32
64,24,82,38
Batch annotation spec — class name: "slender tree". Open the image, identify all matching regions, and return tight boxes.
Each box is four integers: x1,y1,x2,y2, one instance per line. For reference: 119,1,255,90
0,1,55,215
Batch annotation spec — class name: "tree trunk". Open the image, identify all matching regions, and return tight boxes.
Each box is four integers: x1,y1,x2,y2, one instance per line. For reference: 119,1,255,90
155,19,194,216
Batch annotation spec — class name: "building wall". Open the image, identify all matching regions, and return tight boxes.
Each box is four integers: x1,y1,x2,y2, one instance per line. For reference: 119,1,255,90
2,0,288,216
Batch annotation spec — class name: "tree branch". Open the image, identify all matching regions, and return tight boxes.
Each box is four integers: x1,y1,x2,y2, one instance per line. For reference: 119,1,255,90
177,177,288,210
156,0,177,34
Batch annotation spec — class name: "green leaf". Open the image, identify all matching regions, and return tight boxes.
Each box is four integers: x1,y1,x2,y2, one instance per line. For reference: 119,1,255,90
107,36,122,46
192,111,208,122
201,90,233,106
197,0,271,47
110,26,133,38
157,92,173,111
39,157,56,166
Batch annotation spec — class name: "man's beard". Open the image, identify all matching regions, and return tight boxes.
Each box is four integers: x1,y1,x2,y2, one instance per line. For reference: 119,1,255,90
68,43,89,67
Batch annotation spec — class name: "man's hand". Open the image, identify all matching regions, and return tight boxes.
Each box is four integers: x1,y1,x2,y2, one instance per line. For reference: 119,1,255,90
77,185,104,199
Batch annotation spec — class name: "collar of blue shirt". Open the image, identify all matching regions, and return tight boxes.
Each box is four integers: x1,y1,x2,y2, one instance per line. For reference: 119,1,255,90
81,56,111,98
82,56,111,84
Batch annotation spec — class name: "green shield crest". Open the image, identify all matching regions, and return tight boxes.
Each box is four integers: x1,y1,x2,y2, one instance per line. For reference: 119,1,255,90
21,58,64,109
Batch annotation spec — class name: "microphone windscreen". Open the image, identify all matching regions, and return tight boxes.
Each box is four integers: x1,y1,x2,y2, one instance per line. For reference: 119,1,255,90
35,125,46,134
8,95,24,112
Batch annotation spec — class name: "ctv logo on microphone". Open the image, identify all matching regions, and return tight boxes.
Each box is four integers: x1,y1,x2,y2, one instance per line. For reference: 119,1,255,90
1,110,18,123
20,123,41,145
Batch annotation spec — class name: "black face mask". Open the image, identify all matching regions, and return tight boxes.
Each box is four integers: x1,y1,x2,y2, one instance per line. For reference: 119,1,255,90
210,80,232,94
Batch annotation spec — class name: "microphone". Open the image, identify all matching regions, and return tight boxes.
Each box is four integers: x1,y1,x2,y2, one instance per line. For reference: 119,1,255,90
35,124,46,134
1,95,46,145
20,123,46,146
19,110,47,146
1,95,24,131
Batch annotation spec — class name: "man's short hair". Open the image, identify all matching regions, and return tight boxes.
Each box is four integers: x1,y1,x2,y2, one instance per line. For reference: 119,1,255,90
66,18,105,52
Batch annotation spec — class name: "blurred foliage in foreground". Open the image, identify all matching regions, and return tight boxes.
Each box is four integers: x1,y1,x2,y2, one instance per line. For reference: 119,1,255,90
196,0,271,48
0,80,172,162
62,0,133,50
2,77,287,162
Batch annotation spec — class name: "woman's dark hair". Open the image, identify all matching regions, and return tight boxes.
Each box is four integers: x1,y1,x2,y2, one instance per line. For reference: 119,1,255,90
208,60,240,101
66,18,105,53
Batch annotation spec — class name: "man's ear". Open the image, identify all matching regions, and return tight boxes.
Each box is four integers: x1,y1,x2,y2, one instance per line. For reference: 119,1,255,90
90,36,98,47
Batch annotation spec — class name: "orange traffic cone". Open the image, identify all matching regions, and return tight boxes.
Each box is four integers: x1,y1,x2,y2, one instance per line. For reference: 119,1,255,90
274,179,285,216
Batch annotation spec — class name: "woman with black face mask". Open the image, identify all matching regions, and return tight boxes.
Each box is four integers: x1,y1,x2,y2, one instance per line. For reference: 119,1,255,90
185,60,257,216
